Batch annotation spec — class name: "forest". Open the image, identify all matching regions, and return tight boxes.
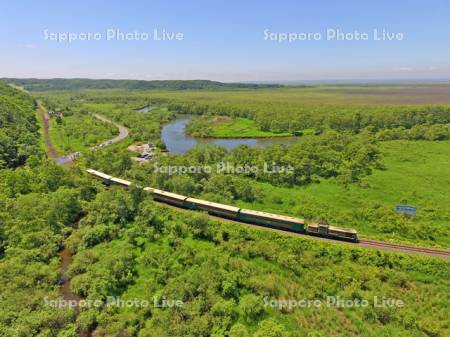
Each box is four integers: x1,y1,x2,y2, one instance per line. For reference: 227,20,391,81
0,82,40,168
169,100,450,140
0,81,449,337
1,78,283,92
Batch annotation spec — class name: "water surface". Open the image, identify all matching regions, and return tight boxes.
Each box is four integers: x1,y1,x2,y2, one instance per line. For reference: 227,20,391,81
137,105,158,113
161,116,298,154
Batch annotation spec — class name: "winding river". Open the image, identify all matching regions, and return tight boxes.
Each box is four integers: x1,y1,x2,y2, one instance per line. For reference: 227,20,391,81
161,116,298,154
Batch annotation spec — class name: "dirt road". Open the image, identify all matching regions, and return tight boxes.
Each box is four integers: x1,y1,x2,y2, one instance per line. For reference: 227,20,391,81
38,103,128,165
38,105,59,159
93,114,129,145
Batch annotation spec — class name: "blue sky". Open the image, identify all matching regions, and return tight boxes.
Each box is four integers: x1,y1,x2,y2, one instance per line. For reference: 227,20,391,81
1,0,449,81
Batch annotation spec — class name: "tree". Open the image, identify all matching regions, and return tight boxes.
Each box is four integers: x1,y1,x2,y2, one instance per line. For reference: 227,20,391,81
239,294,265,323
229,323,249,337
56,114,63,124
253,319,290,337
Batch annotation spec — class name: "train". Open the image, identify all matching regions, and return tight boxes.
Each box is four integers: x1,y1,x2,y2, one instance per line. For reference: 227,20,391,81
305,222,358,242
86,169,359,242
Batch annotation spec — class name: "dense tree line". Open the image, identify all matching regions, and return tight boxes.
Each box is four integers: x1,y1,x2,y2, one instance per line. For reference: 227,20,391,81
185,117,214,137
0,158,95,335
0,82,40,168
139,131,380,193
2,78,283,91
167,101,450,137
376,123,450,141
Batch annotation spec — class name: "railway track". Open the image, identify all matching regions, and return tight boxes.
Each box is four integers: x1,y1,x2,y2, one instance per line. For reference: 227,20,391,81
148,196,450,260
149,201,450,259
207,214,450,259
358,239,450,259
88,169,450,260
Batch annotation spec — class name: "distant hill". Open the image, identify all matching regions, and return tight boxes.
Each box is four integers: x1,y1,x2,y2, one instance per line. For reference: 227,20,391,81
1,78,283,91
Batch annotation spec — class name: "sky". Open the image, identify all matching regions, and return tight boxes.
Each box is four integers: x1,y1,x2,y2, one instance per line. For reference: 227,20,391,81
0,0,449,82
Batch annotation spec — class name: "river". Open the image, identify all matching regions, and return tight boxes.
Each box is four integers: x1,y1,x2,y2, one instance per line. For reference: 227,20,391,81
161,116,298,154
137,105,158,113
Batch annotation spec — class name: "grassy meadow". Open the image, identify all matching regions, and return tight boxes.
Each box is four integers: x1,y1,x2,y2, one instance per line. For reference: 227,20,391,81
231,140,450,247
47,113,118,154
140,85,450,105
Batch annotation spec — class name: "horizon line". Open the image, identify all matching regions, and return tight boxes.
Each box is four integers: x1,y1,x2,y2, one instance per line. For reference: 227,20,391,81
3,76,450,86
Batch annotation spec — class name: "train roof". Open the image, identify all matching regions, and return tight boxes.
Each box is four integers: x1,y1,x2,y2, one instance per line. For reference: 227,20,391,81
86,169,112,180
239,208,305,224
110,177,132,186
308,223,357,234
329,226,357,234
152,189,188,201
186,197,241,212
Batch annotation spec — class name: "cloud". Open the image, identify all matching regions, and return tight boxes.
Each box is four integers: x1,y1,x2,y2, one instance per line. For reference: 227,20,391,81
392,67,412,72
18,43,37,49
429,66,438,71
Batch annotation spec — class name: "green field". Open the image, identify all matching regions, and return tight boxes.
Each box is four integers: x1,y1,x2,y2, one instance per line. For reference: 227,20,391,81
120,85,450,105
48,113,118,154
231,140,450,247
